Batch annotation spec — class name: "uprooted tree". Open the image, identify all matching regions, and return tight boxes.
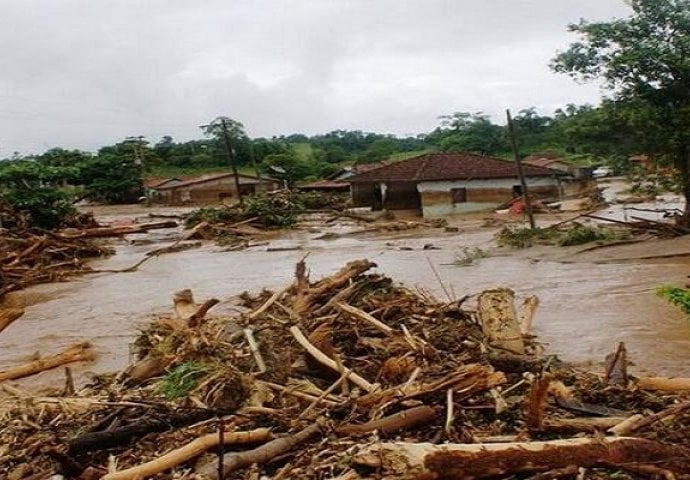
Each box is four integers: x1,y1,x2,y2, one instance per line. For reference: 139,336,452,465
552,0,690,225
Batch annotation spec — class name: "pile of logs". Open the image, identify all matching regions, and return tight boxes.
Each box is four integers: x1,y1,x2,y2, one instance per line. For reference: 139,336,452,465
1,259,689,479
0,215,178,300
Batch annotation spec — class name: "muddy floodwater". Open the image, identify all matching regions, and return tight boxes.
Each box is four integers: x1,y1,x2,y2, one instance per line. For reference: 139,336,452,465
2,199,690,389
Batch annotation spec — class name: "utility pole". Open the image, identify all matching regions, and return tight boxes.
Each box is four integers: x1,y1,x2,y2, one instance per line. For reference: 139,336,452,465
506,109,536,229
220,118,244,206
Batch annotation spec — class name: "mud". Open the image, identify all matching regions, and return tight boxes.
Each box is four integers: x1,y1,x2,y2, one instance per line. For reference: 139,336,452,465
2,194,690,390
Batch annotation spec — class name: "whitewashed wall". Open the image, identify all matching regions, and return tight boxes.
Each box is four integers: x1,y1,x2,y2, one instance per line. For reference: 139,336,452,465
417,177,559,217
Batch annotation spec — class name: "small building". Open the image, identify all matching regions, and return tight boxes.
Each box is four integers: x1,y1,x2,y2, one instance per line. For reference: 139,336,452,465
523,153,591,179
151,172,280,205
346,153,563,217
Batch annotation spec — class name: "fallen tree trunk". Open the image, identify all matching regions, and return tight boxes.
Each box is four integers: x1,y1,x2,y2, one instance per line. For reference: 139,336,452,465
0,342,93,382
335,406,437,436
68,409,215,454
56,221,178,239
196,422,322,479
477,288,525,354
637,376,690,391
353,437,690,478
293,259,377,315
0,308,24,334
356,363,505,409
100,428,271,480
610,400,690,436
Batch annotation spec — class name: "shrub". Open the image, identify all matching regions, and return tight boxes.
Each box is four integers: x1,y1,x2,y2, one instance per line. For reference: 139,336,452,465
657,285,690,315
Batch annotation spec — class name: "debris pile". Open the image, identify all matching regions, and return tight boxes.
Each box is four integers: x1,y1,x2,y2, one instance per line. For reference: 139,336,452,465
496,222,630,249
1,259,689,479
0,201,114,300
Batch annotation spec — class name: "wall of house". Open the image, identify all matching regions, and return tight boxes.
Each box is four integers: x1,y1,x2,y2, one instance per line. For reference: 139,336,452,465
383,181,421,210
351,183,382,210
560,178,596,199
418,177,559,217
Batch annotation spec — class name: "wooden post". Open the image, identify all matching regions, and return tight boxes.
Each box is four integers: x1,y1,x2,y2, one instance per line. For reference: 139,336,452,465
506,109,535,229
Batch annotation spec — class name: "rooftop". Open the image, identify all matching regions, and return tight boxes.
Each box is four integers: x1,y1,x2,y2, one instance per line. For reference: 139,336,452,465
346,152,558,183
153,172,277,190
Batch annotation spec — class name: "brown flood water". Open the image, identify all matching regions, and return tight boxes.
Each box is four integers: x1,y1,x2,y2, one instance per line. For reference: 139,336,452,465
2,208,690,390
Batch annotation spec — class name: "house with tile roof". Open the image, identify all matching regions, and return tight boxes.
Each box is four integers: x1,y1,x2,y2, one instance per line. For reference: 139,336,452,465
346,152,564,217
150,172,280,204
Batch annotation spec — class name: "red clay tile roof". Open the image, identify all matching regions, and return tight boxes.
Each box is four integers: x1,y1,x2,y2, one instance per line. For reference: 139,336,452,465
346,153,558,183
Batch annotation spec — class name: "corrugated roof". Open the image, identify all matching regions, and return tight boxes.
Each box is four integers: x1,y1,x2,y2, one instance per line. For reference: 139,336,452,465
346,153,558,183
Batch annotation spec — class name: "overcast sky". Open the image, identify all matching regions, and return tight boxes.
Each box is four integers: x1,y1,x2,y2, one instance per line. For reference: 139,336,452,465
0,0,631,156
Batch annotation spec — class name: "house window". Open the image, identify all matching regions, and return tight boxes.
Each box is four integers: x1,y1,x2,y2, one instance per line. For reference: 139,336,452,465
451,187,467,204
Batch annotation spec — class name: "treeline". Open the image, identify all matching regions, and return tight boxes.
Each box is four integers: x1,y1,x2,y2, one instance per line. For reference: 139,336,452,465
0,102,653,228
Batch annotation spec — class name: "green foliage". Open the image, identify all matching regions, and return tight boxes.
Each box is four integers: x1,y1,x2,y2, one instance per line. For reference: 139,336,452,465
657,285,690,315
243,194,303,227
0,160,78,228
79,151,144,204
260,152,317,185
159,362,211,400
430,112,509,156
2,188,75,229
497,223,627,249
453,247,489,267
553,0,690,217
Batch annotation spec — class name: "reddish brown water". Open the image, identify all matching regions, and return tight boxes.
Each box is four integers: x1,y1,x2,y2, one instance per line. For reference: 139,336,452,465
2,201,689,389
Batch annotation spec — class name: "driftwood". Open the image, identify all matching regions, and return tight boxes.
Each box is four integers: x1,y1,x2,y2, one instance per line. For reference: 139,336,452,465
477,288,525,354
100,428,271,480
0,307,24,334
290,325,376,392
519,295,539,335
525,375,551,431
335,301,394,335
197,422,322,479
610,401,690,436
487,351,543,373
356,363,506,409
353,437,690,478
637,376,690,391
604,342,628,386
187,298,220,328
335,406,437,436
0,342,94,382
542,416,630,433
293,259,377,315
56,221,178,239
68,409,216,454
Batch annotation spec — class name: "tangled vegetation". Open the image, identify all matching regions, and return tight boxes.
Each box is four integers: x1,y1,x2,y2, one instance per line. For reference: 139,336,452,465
657,285,690,316
185,191,349,229
497,223,628,249
453,246,490,266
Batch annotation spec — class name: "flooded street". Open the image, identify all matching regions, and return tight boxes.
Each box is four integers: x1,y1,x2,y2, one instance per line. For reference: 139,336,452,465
2,203,690,389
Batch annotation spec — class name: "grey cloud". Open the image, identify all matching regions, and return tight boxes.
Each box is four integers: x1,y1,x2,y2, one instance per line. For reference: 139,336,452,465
0,0,630,155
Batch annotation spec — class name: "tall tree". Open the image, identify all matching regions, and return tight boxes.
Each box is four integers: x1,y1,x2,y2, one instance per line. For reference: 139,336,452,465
552,0,690,223
201,116,248,204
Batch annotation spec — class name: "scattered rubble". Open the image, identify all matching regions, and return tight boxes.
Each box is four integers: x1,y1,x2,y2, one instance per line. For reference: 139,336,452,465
1,259,688,479
0,198,180,301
